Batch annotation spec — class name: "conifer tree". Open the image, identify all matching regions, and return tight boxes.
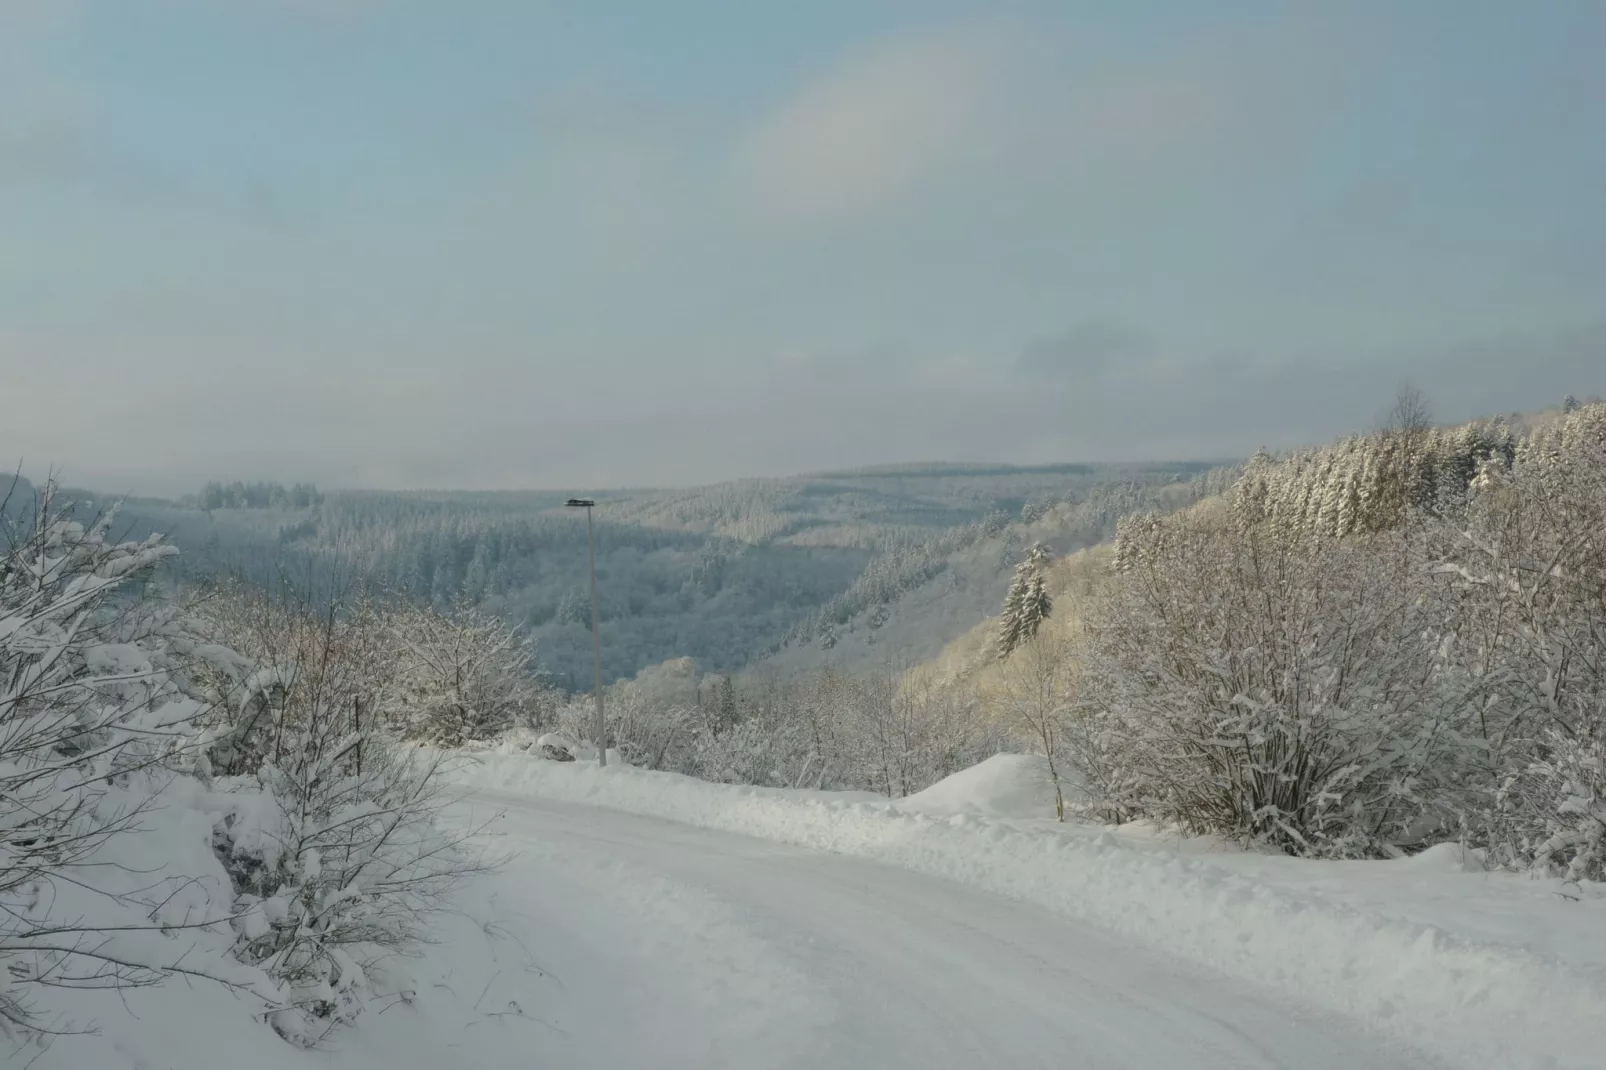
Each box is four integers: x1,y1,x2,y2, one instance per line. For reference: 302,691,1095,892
997,542,1053,660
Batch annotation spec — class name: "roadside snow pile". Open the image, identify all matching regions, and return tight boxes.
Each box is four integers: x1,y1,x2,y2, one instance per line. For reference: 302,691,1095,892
455,750,1606,1070
896,753,1072,818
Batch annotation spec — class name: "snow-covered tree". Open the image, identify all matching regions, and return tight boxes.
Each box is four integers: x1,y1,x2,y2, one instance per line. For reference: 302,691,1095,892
0,486,209,1035
1226,420,1516,544
384,600,551,747
1432,402,1606,879
996,542,1053,660
994,631,1078,821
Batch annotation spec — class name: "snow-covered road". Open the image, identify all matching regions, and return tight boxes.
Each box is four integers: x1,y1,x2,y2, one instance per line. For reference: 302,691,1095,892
461,790,1430,1070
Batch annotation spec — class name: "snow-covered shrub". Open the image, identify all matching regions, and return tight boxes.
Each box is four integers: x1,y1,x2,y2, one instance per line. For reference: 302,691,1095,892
1075,404,1606,870
564,656,1005,796
832,670,1000,798
211,743,474,1044
1082,508,1479,857
0,486,205,1035
534,730,581,761
384,601,552,747
691,715,816,787
1504,731,1606,882
179,582,490,1043
554,688,699,771
1434,403,1606,879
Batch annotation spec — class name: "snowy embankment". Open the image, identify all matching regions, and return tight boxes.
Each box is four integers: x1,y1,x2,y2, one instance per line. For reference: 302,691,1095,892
453,746,1606,1070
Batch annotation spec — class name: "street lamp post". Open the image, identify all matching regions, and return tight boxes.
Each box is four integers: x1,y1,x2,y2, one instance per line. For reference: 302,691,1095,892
564,499,606,767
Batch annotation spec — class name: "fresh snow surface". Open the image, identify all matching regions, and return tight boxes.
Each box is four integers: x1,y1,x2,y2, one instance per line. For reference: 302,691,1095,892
26,750,1605,1069
448,747,1606,1070
461,790,1426,1069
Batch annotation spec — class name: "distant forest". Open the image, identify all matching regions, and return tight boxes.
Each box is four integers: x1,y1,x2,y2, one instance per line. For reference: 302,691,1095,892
187,480,324,511
6,462,1232,689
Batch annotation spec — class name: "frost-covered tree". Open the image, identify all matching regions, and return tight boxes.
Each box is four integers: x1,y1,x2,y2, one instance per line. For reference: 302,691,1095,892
1227,420,1515,543
996,542,1053,660
0,486,221,1036
1385,381,1433,440
384,601,551,747
995,632,1078,821
561,653,1001,798
1432,402,1606,879
1085,403,1606,870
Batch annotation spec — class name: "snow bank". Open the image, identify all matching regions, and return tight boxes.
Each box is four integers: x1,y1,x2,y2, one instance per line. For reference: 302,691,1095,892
897,752,1074,818
453,749,1606,1070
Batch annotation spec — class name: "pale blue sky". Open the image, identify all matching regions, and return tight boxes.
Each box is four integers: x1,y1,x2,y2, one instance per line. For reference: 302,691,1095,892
2,1,1602,493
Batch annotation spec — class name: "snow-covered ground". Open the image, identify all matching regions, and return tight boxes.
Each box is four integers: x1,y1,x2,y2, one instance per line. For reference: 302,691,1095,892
458,791,1425,1069
447,748,1606,1070
25,750,1605,1069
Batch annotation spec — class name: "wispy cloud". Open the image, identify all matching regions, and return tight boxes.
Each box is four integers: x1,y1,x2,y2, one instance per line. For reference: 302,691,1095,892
737,11,1353,224
738,22,1012,222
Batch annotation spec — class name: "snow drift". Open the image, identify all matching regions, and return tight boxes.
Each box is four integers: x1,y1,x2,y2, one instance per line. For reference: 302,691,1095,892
898,752,1076,818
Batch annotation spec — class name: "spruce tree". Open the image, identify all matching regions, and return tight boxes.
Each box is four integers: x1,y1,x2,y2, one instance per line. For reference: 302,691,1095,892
997,542,1053,660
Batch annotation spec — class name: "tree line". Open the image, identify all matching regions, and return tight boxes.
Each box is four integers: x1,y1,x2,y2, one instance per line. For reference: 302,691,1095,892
189,480,324,510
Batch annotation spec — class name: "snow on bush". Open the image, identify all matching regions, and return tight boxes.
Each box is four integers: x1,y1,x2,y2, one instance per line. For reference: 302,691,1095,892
180,581,495,1043
1435,403,1606,880
1084,507,1477,856
0,486,250,1039
1071,403,1606,873
1,482,497,1050
552,661,1005,798
383,600,551,747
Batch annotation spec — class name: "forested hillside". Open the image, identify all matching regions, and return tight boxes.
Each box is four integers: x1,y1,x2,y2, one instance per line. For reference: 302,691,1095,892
880,400,1606,873
18,463,1225,688
556,400,1606,883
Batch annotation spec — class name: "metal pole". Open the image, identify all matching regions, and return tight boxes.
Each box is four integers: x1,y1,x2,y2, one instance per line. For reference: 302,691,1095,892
585,505,606,767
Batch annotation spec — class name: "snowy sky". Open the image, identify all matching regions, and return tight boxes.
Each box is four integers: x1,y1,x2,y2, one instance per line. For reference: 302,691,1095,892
2,1,1603,495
